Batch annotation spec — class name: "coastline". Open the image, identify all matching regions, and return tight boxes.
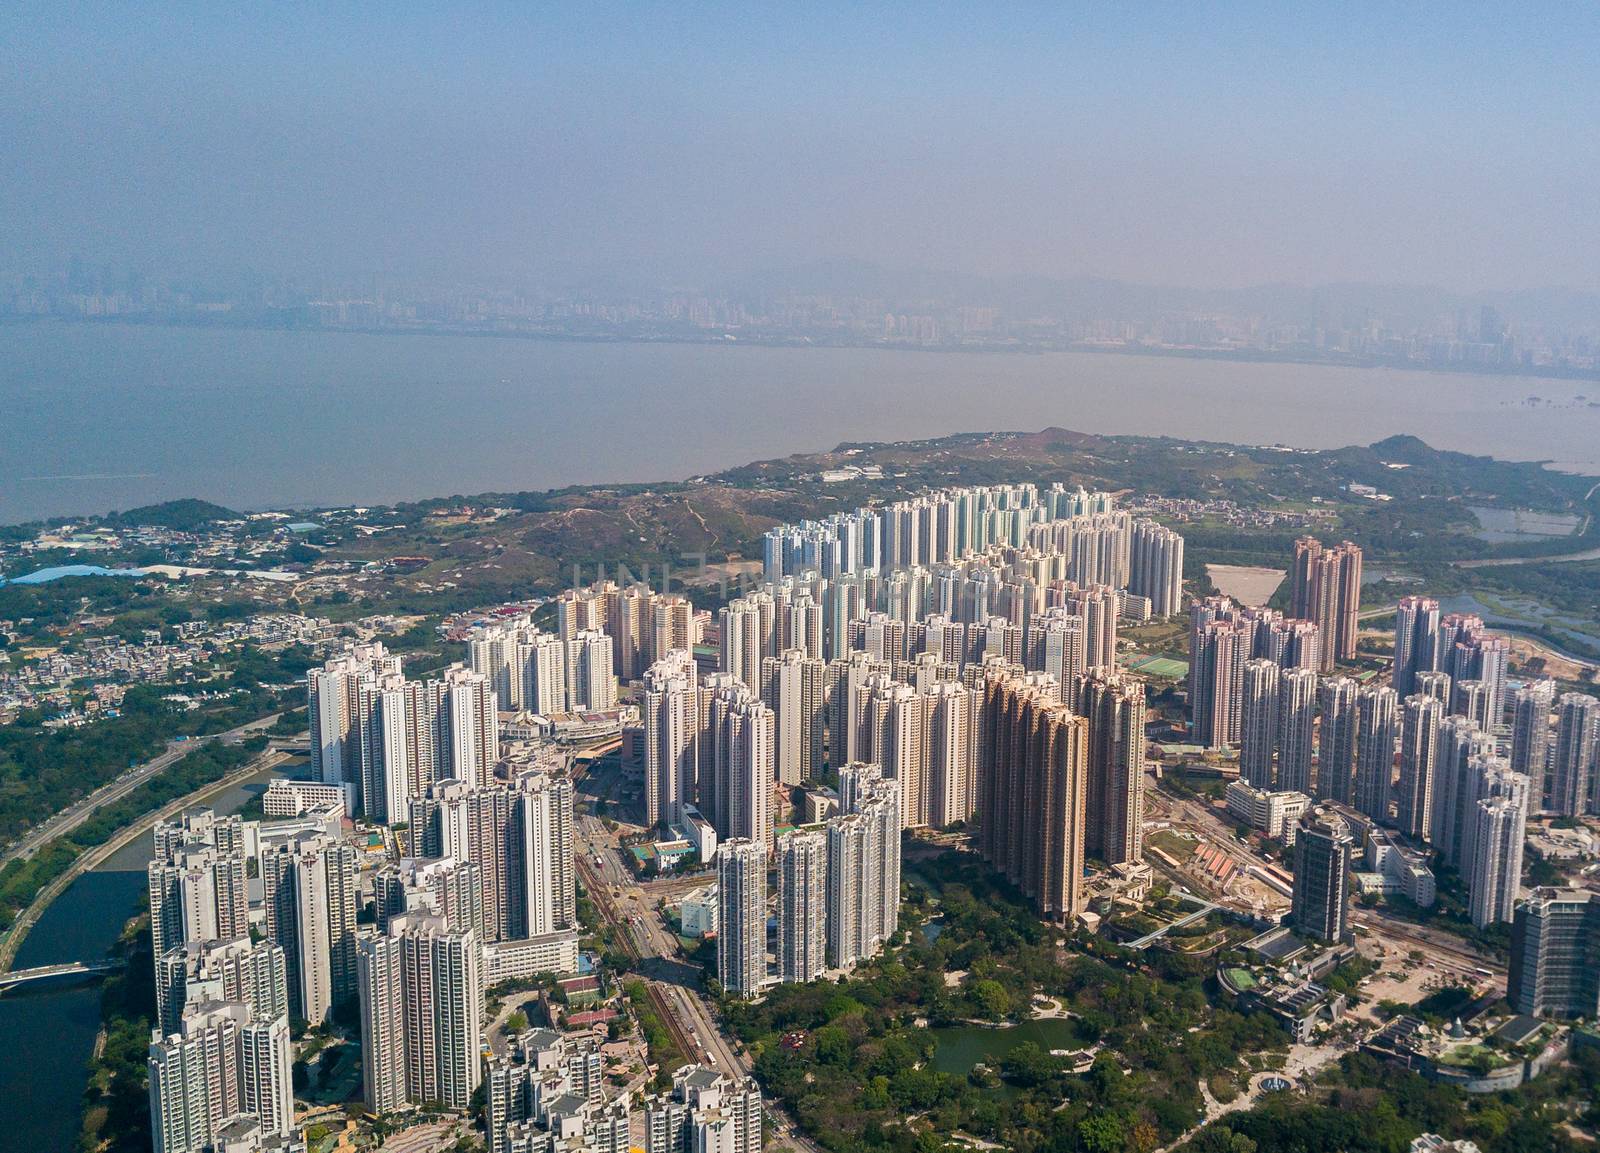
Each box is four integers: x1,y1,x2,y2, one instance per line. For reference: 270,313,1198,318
17,312,1600,386
7,322,1600,525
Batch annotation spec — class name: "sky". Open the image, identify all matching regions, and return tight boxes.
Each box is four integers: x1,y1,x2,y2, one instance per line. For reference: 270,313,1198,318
3,3,1598,292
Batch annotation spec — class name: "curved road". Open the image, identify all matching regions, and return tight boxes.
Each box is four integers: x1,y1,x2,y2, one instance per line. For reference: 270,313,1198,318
0,712,280,872
0,745,290,973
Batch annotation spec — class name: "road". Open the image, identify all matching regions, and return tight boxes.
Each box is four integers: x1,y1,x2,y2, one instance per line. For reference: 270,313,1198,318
1455,546,1600,569
0,712,281,872
569,756,821,1152
0,745,291,973
1150,778,1504,983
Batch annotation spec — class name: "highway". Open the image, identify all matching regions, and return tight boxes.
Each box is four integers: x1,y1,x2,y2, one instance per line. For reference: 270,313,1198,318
569,754,820,1152
0,711,282,872
0,744,292,973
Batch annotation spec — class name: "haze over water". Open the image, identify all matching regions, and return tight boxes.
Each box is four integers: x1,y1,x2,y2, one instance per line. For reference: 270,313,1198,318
4,321,1599,524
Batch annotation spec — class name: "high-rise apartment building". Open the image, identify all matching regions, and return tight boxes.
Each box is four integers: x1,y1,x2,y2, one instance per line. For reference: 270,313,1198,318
1276,667,1318,795
923,680,979,828
360,670,436,824
776,828,827,983
155,936,289,1042
1414,668,1452,704
1397,694,1444,839
717,839,767,999
469,620,526,710
705,681,775,846
431,664,500,787
651,593,698,667
644,650,700,828
487,1032,626,1153
1444,622,1510,731
148,845,249,973
1469,792,1528,929
148,1002,294,1153
605,582,653,681
720,595,773,693
1074,670,1146,866
764,648,827,787
1189,602,1248,748
645,1066,763,1153
513,772,577,938
521,631,569,716
1129,519,1185,617
979,672,1088,922
1510,679,1556,809
566,629,617,711
1238,659,1280,789
1289,537,1362,670
826,650,890,768
308,642,402,803
407,773,575,943
1428,718,1495,867
260,832,359,1025
1350,685,1397,823
356,911,484,1112
1392,595,1441,698
1551,692,1599,817
1029,607,1088,687
555,586,606,641
374,856,483,938
1317,676,1359,803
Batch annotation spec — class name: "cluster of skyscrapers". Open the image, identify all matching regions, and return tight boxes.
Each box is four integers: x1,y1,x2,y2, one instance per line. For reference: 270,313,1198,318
308,642,503,822
714,765,902,998
149,624,591,1149
1193,561,1597,937
146,811,301,1153
633,487,1169,847
761,483,1183,616
519,486,1153,997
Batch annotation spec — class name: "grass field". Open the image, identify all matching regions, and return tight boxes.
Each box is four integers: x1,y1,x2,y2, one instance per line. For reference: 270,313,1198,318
1127,654,1189,679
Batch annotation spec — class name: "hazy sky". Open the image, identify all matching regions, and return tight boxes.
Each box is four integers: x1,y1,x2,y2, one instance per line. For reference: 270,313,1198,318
4,3,1598,291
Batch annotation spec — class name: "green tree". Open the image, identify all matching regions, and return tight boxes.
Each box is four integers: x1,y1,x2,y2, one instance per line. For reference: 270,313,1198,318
969,978,1011,1020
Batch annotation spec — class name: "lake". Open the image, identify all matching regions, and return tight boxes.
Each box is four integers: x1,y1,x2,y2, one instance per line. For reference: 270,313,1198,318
4,321,1600,524
0,767,282,1153
927,1017,1097,1076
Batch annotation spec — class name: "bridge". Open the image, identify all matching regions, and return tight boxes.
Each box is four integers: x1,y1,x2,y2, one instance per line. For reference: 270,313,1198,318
1126,893,1224,950
0,958,125,991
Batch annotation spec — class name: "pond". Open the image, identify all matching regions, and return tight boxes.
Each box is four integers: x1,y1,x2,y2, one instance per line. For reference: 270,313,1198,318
926,1017,1098,1076
1467,505,1580,543
1440,593,1600,657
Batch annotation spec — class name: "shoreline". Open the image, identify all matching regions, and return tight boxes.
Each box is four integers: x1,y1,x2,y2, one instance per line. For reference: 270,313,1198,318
4,424,1599,534
15,313,1600,387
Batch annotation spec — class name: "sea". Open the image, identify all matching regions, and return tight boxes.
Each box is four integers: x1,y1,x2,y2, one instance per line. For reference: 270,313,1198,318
3,320,1600,524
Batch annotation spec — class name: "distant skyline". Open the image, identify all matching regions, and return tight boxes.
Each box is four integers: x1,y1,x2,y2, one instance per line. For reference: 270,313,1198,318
4,4,1599,294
